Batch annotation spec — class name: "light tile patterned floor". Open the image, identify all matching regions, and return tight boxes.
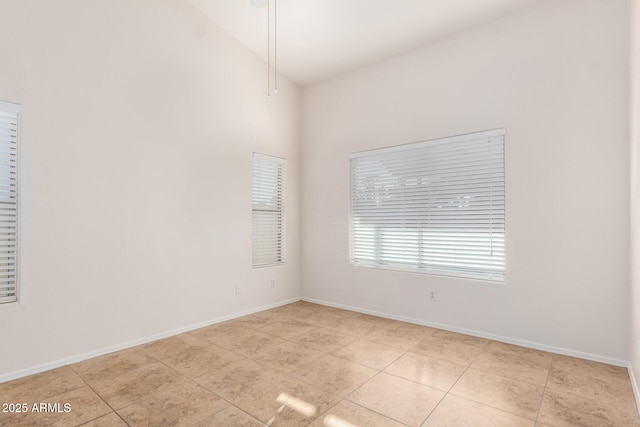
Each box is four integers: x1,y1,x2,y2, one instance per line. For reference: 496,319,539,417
1,301,639,426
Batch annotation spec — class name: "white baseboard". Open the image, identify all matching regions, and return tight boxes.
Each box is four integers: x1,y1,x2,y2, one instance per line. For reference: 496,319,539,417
302,297,628,367
0,297,301,384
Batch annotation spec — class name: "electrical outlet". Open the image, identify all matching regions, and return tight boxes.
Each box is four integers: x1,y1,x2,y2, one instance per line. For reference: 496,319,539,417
429,290,437,302
235,285,241,295
271,279,276,288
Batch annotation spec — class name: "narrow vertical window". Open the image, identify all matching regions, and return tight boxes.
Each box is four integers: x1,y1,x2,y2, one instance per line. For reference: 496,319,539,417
252,153,286,267
0,101,20,303
350,129,505,282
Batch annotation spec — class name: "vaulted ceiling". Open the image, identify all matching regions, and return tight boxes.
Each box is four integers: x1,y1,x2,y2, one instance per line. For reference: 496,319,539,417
187,0,547,86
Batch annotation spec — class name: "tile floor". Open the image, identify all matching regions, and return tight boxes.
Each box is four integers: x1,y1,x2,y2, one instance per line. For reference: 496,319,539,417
1,301,639,426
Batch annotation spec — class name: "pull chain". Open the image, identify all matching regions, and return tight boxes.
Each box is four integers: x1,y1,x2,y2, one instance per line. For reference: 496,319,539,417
273,0,278,95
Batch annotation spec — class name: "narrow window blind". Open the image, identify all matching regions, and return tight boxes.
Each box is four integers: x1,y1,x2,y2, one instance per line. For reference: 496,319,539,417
0,101,20,303
350,129,505,282
252,153,286,268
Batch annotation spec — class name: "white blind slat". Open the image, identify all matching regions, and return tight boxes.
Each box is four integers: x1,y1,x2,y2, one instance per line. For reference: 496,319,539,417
350,129,505,282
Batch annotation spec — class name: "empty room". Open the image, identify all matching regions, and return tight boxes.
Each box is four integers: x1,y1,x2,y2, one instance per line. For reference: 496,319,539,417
1,0,640,425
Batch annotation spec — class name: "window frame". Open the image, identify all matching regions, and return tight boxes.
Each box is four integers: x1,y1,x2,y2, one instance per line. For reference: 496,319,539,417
252,152,286,268
349,128,507,282
0,100,21,304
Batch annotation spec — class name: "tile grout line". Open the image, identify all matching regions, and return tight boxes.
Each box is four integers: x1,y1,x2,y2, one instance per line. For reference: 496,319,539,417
423,341,489,423
445,341,553,421
342,370,407,424
329,398,412,427
190,371,272,426
67,364,131,427
184,384,265,427
534,354,554,425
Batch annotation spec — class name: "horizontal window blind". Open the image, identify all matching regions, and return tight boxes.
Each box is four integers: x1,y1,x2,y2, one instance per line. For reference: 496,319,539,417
252,153,286,268
0,101,20,303
350,129,505,282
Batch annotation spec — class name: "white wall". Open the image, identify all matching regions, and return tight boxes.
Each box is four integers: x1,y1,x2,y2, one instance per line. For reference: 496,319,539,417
629,0,640,398
0,0,301,379
301,0,630,362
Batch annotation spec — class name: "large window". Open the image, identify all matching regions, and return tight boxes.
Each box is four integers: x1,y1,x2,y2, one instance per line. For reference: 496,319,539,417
252,153,286,268
350,129,505,282
0,101,20,303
